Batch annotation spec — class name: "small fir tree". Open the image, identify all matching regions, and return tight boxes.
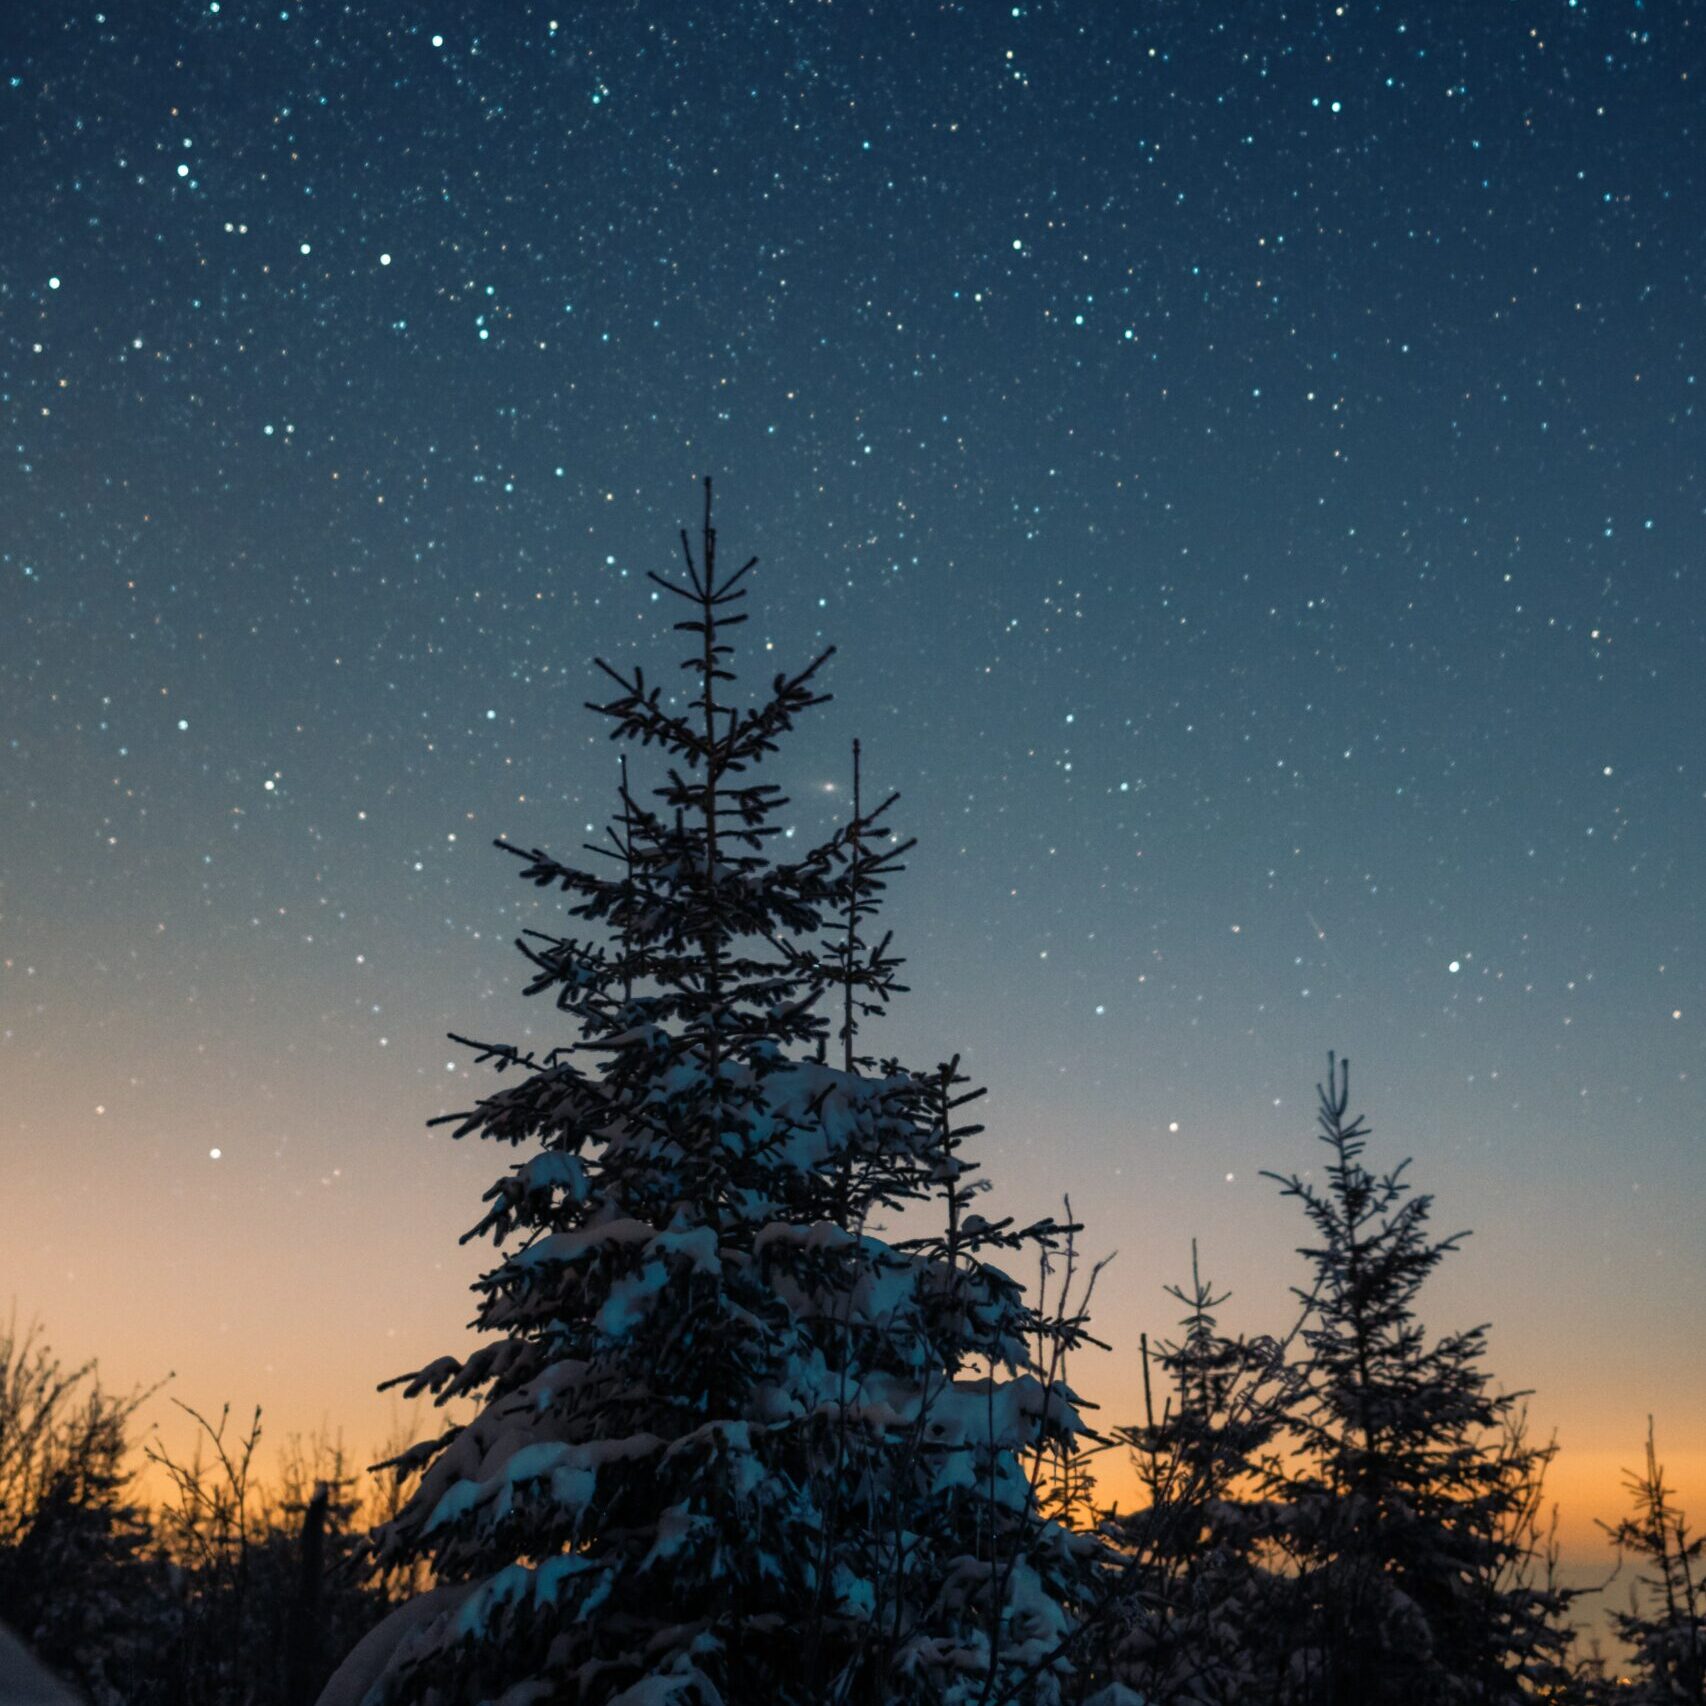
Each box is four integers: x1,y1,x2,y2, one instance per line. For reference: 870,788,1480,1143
1095,1245,1295,1706
1260,1055,1576,1706
1602,1421,1705,1705
339,483,1097,1706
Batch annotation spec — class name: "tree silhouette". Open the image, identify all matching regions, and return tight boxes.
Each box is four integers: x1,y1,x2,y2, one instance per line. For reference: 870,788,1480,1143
1602,1421,1705,1704
1096,1244,1297,1705
0,1340,160,1706
1259,1055,1576,1705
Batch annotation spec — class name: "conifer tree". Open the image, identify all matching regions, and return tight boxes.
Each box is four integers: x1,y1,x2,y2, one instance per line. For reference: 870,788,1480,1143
0,1320,164,1706
1260,1055,1575,1706
0,1384,161,1706
1095,1246,1294,1706
1602,1421,1705,1704
333,483,1097,1706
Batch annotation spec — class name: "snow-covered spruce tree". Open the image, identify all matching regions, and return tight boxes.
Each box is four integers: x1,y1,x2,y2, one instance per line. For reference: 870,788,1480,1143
336,483,1097,1706
1260,1055,1576,1706
1601,1421,1705,1704
1093,1245,1295,1706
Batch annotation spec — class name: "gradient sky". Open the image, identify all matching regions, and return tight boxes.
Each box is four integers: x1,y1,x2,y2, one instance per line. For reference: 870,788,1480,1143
3,0,1702,1598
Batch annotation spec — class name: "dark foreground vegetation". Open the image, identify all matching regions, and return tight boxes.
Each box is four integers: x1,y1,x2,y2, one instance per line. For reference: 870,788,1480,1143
4,1121,1699,1706
8,490,1700,1705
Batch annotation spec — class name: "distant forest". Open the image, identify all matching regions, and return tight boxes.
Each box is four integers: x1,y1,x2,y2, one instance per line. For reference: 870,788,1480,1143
7,491,1700,1706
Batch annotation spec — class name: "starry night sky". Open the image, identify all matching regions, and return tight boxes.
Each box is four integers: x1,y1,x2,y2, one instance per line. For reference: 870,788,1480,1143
3,1,1702,1570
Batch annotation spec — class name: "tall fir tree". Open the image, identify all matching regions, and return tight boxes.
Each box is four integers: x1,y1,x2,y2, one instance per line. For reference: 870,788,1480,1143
1259,1055,1576,1706
331,484,1097,1706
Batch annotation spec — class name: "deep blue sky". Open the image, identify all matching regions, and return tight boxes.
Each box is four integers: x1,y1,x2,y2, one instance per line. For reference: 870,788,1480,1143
3,0,1701,1556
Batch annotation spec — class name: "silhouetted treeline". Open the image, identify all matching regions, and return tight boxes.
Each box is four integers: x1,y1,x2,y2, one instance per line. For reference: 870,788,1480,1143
0,1318,420,1706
